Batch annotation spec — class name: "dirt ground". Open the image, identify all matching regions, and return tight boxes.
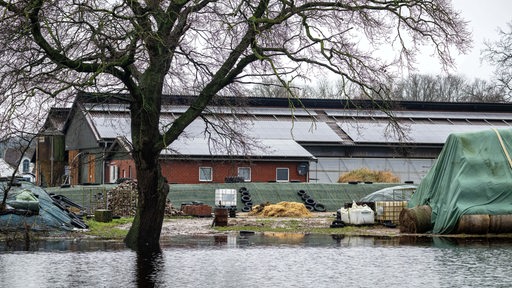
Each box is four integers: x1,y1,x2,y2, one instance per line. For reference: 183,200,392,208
158,212,400,237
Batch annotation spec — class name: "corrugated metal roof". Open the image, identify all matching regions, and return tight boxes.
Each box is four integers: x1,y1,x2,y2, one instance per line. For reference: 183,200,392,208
162,138,314,158
88,112,131,139
88,111,340,143
175,119,341,143
339,120,510,144
327,109,512,121
162,105,316,117
83,101,512,147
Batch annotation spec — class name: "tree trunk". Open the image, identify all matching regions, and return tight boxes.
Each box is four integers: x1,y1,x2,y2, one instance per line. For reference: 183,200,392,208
124,72,168,251
124,159,168,252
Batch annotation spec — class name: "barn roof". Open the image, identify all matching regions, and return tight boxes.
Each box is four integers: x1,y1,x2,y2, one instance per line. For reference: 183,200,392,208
64,92,512,156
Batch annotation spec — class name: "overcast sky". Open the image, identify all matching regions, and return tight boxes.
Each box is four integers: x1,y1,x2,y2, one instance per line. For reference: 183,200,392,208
416,0,512,79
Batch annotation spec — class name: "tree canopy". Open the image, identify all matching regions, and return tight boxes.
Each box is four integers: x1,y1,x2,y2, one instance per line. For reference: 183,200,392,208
484,21,512,99
0,0,470,252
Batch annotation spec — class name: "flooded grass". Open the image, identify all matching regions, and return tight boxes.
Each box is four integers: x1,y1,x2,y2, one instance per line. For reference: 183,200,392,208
84,217,133,239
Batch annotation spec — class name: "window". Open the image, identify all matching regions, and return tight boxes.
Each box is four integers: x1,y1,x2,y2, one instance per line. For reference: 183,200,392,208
199,167,213,182
109,165,119,183
238,167,251,182
276,168,289,182
22,159,30,173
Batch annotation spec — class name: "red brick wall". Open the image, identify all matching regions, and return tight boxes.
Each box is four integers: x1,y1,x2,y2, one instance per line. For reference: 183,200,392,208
106,159,308,184
161,160,308,184
108,159,137,182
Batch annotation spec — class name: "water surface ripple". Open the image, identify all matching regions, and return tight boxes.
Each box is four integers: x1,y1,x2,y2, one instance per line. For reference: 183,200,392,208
1,235,511,288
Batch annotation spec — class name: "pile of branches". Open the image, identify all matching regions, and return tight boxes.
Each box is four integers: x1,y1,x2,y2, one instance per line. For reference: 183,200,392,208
107,179,181,217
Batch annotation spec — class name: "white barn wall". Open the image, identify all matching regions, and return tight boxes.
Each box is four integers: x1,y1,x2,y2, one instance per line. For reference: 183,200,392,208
310,157,436,184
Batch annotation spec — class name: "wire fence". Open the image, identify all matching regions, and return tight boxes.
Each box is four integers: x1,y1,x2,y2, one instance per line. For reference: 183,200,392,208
46,186,136,216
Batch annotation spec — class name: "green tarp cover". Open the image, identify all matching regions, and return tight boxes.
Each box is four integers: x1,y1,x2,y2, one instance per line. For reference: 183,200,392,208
1,182,75,231
408,129,512,234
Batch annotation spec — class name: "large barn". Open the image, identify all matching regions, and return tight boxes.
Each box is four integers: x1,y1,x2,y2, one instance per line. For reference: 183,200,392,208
36,92,512,186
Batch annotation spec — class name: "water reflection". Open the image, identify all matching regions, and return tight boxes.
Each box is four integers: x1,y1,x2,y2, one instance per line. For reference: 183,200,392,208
2,233,512,252
136,251,165,288
160,232,512,250
0,237,126,252
2,234,512,287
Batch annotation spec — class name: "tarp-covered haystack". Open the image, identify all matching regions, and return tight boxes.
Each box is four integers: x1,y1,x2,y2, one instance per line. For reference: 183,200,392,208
402,129,512,234
0,181,85,232
249,201,312,217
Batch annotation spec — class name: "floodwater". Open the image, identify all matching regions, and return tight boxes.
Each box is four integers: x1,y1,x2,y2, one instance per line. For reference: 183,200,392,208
1,233,512,288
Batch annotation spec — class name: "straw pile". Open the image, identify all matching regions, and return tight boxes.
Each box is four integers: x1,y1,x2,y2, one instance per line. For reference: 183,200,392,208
399,205,432,233
249,202,312,217
338,167,400,183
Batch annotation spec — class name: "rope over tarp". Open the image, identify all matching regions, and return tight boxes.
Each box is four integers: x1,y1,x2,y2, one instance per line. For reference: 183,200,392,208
493,128,512,169
408,128,512,234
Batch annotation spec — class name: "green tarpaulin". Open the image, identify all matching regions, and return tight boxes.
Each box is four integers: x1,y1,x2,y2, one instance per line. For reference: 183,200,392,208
408,128,512,234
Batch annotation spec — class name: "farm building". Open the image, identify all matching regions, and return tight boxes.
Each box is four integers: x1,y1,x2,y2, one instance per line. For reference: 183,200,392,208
36,92,512,186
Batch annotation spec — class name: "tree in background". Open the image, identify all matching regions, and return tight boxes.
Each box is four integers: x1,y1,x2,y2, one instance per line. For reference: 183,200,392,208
483,21,512,101
0,1,469,252
390,74,507,102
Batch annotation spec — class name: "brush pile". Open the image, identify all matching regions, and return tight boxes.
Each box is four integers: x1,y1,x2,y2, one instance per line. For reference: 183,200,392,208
107,179,181,217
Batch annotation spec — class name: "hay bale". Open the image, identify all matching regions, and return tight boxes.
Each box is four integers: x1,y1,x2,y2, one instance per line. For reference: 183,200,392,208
490,215,512,233
251,202,312,217
456,214,490,234
399,205,432,233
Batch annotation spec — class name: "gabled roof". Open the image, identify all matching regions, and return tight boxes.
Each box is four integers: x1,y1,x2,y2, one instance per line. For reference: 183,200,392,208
106,136,133,154
162,138,315,160
0,158,15,177
41,107,70,134
61,92,512,152
339,121,509,144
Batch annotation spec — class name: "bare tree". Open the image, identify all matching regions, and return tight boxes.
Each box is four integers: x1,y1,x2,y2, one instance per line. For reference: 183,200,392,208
461,78,507,103
483,21,512,100
0,1,470,252
252,78,291,98
392,74,447,101
390,74,505,102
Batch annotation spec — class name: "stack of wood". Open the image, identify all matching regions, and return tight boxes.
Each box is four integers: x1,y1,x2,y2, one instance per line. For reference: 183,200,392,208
107,180,182,217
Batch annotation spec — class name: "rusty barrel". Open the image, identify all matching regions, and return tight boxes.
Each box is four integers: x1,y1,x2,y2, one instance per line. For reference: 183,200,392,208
214,207,228,227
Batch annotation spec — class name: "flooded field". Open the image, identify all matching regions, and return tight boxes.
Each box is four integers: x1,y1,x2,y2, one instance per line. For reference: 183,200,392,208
1,234,512,287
